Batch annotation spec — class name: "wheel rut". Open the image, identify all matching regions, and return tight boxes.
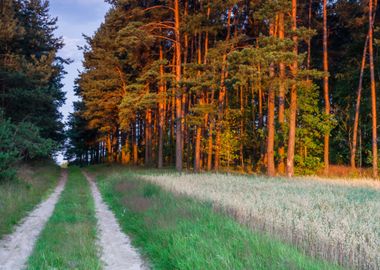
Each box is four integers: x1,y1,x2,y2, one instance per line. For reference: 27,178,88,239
0,170,67,270
83,171,148,270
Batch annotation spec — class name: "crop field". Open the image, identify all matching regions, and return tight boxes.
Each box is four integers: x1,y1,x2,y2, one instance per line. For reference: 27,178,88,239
135,172,380,270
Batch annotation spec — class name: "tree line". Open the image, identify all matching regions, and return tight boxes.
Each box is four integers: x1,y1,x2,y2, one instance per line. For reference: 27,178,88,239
0,0,66,180
67,0,379,177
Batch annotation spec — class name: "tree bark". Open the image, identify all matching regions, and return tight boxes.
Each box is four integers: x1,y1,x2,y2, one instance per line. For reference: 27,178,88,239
194,33,203,172
145,109,152,166
369,0,378,178
351,0,377,169
351,38,368,169
278,13,286,174
286,0,298,177
158,45,166,168
215,7,232,171
323,0,330,175
267,23,276,177
174,0,183,172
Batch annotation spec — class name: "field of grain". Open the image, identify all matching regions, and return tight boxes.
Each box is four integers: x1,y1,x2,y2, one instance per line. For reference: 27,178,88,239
140,173,380,270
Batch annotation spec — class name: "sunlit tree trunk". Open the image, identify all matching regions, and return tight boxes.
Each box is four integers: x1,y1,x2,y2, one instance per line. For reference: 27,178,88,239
369,0,378,178
158,45,166,168
351,0,378,169
352,38,368,169
214,6,232,171
286,0,298,177
307,0,312,71
132,121,138,165
240,85,245,169
267,22,276,177
278,13,286,174
174,0,183,172
323,0,330,175
194,33,203,172
145,109,152,166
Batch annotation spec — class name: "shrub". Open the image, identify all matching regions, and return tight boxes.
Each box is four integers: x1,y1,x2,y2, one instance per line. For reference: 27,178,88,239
0,111,55,181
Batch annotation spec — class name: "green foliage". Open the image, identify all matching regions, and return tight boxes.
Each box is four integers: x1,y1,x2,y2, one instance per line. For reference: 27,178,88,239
219,128,240,170
0,0,66,151
0,116,19,181
0,111,54,181
70,0,379,174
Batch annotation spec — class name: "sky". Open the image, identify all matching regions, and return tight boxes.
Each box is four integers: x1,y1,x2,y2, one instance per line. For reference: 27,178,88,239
48,0,110,162
49,0,110,121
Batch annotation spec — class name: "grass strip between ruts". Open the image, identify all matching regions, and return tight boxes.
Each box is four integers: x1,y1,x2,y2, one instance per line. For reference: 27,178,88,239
27,166,101,270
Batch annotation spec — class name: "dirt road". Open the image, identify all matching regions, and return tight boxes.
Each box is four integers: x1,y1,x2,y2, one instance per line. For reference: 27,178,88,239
0,170,67,270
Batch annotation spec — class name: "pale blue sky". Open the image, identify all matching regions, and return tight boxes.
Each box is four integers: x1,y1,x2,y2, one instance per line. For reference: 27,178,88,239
49,0,110,162
49,0,110,122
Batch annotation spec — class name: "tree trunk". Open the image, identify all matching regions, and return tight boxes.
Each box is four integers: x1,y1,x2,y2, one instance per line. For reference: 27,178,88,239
194,33,203,172
207,121,214,171
106,134,112,163
286,0,298,177
307,0,312,72
323,0,330,175
278,13,286,174
132,122,138,165
351,0,377,169
369,0,378,178
267,23,276,177
240,85,245,169
352,39,368,169
174,0,183,172
215,7,233,171
158,45,166,168
145,109,152,166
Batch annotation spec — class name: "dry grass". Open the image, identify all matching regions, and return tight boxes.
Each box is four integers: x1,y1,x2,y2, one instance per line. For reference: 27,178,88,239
140,172,380,270
316,165,373,178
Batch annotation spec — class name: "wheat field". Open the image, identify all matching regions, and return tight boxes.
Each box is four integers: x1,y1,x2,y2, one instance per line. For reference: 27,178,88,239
140,173,380,270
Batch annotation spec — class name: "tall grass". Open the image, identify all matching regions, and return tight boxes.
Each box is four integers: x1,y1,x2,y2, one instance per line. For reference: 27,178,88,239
27,167,101,270
0,161,61,237
91,167,340,270
138,173,380,270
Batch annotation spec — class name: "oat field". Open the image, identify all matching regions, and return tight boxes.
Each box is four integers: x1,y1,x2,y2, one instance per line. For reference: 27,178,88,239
140,173,380,270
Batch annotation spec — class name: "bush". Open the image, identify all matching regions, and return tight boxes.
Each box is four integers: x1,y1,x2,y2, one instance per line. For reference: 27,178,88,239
0,111,55,181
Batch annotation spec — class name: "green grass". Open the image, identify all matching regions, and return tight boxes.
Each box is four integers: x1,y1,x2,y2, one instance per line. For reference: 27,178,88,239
93,166,341,270
27,166,101,270
0,161,61,237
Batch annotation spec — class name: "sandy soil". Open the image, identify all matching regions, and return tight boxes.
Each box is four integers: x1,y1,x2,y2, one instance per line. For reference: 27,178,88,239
0,170,67,270
84,172,148,270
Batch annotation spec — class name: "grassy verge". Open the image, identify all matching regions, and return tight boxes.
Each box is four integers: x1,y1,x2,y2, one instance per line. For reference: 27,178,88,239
93,167,340,270
27,166,101,270
0,161,61,237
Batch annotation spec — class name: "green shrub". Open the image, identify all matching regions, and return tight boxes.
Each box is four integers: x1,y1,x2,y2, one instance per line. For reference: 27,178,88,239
0,111,55,182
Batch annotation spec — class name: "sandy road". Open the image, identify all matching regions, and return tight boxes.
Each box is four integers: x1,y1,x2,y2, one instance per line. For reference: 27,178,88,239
0,170,67,270
84,172,148,270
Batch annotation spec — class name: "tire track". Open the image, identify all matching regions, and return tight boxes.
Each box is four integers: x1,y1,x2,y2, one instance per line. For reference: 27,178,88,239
84,171,148,270
0,170,67,270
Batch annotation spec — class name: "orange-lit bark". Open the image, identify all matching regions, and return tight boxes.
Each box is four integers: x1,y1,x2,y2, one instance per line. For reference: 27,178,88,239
369,0,378,178
158,45,166,168
286,0,298,177
174,0,183,172
278,13,286,174
214,6,232,171
267,22,276,176
351,0,378,169
323,0,330,175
